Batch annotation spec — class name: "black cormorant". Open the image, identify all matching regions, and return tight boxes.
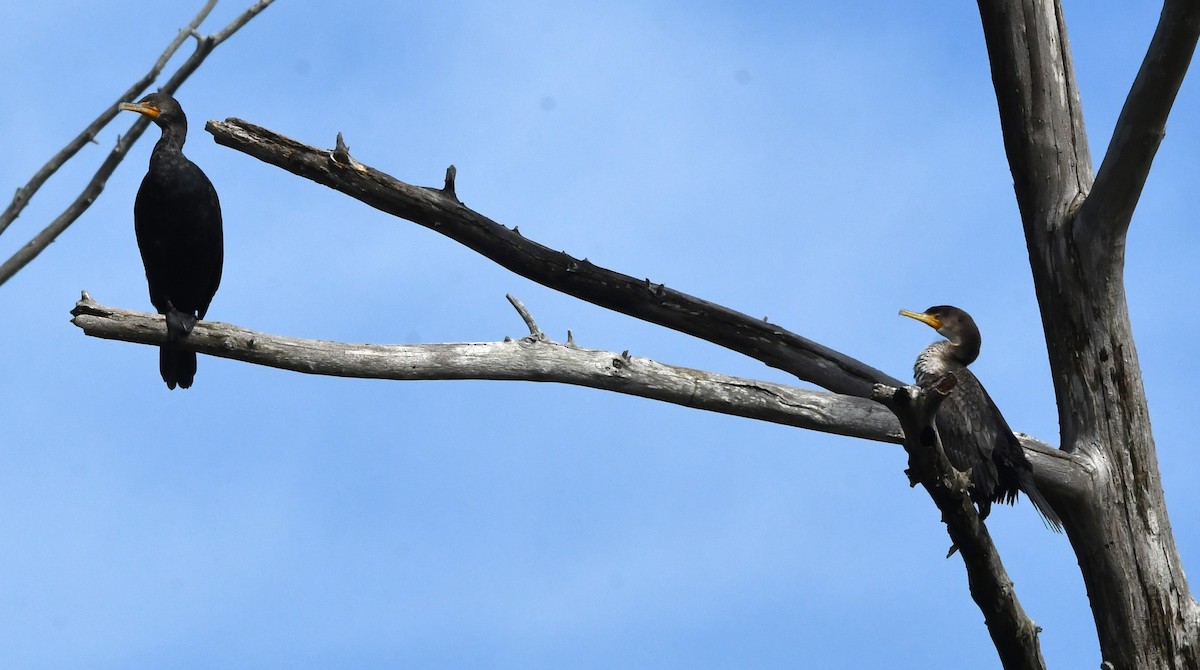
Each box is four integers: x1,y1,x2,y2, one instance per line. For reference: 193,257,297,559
900,306,1061,530
119,92,223,390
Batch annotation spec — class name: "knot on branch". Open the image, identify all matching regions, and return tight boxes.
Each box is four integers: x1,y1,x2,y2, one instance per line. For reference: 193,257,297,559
330,132,367,173
443,165,458,201
71,290,102,318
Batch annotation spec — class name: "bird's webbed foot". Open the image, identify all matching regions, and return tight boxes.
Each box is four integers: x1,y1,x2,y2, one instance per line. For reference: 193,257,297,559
164,302,198,342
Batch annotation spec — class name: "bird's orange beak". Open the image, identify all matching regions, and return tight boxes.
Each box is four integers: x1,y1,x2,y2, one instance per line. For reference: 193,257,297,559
899,309,942,329
118,101,161,119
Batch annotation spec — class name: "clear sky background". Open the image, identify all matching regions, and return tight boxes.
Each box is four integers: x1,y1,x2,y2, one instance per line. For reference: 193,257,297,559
2,2,1197,668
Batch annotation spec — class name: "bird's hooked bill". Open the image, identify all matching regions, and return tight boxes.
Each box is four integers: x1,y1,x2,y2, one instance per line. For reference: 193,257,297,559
118,101,161,118
899,309,943,329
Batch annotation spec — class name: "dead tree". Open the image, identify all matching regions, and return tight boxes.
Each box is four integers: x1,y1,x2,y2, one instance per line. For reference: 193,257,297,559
49,0,1200,667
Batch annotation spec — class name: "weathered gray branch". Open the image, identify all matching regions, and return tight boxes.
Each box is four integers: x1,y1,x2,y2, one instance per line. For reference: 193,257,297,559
205,118,902,399
70,293,902,442
0,0,275,287
1082,0,1200,244
874,379,1046,670
69,293,1084,503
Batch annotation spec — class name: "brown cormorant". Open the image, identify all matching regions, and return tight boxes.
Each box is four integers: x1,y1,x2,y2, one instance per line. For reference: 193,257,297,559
900,306,1061,530
119,93,223,390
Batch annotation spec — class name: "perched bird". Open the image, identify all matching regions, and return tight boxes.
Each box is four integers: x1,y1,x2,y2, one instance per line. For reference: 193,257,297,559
119,92,223,389
900,306,1061,530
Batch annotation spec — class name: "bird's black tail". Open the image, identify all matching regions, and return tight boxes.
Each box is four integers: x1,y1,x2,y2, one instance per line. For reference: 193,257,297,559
160,346,197,390
1021,477,1063,532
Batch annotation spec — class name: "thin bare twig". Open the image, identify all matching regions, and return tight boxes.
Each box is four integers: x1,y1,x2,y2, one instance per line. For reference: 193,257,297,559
505,294,544,339
0,0,275,287
0,1,216,239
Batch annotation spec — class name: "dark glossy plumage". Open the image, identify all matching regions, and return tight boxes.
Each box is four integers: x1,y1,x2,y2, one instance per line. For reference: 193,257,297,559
900,305,1061,530
119,93,223,389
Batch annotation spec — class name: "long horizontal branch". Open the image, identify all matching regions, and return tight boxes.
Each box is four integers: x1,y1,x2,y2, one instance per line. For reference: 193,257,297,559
205,118,902,398
68,292,1087,499
1082,0,1200,244
70,293,902,442
0,0,275,287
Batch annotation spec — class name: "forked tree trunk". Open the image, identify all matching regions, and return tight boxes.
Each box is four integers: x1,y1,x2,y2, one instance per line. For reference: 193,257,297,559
978,1,1200,666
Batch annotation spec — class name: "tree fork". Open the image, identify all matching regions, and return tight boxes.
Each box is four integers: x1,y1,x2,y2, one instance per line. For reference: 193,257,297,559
979,0,1200,666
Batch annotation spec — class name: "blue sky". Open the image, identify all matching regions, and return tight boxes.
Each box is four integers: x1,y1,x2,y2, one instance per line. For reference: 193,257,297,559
2,2,1197,667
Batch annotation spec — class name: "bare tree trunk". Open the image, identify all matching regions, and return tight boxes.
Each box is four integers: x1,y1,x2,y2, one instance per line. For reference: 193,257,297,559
978,0,1200,666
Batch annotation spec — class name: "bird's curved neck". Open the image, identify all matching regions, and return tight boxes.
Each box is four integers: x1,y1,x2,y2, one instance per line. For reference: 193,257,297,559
942,334,980,366
154,122,187,155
